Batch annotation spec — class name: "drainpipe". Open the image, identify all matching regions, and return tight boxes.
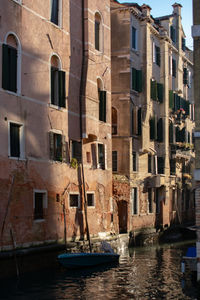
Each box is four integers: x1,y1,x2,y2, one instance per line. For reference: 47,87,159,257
79,0,92,252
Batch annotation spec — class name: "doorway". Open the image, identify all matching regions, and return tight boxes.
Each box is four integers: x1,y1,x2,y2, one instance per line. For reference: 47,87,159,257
117,200,128,233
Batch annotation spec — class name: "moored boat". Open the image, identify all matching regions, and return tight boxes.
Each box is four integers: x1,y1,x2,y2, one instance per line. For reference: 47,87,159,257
58,252,120,269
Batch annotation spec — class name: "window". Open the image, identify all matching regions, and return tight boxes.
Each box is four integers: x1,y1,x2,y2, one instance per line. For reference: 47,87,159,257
170,25,176,43
49,131,66,162
149,116,156,140
69,194,79,208
95,13,102,51
132,68,142,92
9,122,24,158
34,191,47,220
150,79,163,102
183,67,188,85
98,144,105,169
182,37,186,51
132,188,138,215
2,33,20,93
148,188,153,213
51,61,66,108
132,151,138,172
71,140,82,162
137,107,142,136
112,107,117,135
157,118,163,142
157,157,165,174
172,59,176,77
99,90,106,122
131,26,137,49
87,193,95,207
51,0,59,25
155,46,160,66
169,122,174,144
170,159,176,175
112,151,117,172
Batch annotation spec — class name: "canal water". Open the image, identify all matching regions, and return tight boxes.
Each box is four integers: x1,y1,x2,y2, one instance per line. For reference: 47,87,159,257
0,242,199,300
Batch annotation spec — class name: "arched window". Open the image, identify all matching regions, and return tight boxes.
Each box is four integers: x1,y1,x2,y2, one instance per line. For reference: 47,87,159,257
95,12,102,51
112,107,117,135
50,55,66,108
2,33,21,93
97,78,106,122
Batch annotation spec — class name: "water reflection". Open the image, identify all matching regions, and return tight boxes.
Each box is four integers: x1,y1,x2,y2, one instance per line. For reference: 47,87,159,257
1,243,199,300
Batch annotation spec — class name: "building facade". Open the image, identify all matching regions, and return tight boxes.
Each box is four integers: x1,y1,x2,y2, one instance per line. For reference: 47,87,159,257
0,0,112,250
192,0,200,282
111,1,195,236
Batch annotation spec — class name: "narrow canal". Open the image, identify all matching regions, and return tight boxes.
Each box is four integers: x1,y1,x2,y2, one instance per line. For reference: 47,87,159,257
1,241,199,299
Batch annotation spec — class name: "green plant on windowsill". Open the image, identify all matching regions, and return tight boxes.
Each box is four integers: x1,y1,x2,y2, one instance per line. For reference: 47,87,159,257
70,158,78,169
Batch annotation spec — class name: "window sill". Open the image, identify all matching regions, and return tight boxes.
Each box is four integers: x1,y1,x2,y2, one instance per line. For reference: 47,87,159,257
3,90,20,97
12,0,22,5
131,48,139,56
8,156,26,161
49,104,66,111
33,219,45,223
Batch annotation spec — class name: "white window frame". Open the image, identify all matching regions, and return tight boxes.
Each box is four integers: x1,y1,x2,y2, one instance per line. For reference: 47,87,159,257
86,192,95,208
152,40,156,63
94,10,104,53
33,189,48,222
4,32,22,95
69,193,80,208
8,120,25,159
97,143,107,170
131,25,137,50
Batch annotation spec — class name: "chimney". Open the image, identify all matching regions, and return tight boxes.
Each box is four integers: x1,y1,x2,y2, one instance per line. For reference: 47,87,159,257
172,3,182,16
141,4,152,17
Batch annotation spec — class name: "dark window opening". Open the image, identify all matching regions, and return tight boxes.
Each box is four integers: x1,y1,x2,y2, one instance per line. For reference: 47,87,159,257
112,151,117,172
34,193,44,220
95,20,100,50
70,194,79,207
87,193,94,207
148,188,153,213
51,67,66,107
10,123,20,157
98,144,105,169
2,44,17,93
51,0,59,25
132,187,138,215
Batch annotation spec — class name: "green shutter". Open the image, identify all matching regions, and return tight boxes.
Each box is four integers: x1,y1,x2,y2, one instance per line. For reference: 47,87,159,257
136,70,142,92
169,90,174,109
174,94,180,111
9,46,17,93
59,70,66,108
157,118,163,142
157,83,163,103
150,118,155,140
151,79,157,101
137,108,142,136
132,68,137,91
51,67,56,105
2,44,9,90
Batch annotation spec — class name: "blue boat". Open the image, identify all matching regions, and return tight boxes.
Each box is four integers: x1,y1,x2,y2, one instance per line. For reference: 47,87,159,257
58,252,120,269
